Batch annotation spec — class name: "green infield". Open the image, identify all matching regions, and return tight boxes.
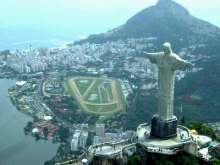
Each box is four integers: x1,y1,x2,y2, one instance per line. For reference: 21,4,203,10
85,103,118,113
74,78,94,96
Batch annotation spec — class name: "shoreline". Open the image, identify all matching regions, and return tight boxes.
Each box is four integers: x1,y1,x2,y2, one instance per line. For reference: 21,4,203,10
0,78,60,165
0,34,90,51
1,40,74,52
6,77,62,164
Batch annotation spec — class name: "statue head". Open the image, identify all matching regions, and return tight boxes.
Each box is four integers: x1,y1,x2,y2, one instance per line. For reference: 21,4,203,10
163,42,172,55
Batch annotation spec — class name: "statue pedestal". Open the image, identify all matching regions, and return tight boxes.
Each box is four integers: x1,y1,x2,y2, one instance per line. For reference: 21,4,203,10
150,115,177,139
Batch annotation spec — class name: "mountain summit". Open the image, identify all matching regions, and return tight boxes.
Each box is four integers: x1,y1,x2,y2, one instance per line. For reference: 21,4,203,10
77,0,220,50
120,0,219,39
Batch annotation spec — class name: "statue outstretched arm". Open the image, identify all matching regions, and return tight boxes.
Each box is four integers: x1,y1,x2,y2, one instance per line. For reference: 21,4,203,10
186,61,194,68
140,51,159,57
140,51,161,65
172,57,194,71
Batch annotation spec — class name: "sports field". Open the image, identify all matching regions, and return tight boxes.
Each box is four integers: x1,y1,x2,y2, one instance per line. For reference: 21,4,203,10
65,76,126,122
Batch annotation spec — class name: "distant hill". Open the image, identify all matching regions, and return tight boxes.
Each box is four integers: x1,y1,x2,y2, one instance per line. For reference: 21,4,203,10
120,0,220,37
75,0,220,52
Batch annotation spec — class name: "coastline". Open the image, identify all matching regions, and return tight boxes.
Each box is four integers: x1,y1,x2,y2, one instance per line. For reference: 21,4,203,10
0,34,90,51
0,78,60,165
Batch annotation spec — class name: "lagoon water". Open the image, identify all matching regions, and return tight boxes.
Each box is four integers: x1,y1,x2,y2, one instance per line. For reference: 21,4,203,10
0,79,59,165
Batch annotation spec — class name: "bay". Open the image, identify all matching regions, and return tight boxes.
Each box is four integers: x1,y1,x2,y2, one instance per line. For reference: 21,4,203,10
0,79,59,165
0,26,106,51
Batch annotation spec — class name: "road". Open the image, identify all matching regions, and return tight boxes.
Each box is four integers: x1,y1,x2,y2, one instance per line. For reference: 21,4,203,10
37,79,74,129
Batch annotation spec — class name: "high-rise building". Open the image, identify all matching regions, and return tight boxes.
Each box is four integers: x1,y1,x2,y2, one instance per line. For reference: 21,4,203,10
96,124,105,137
71,138,78,151
71,131,81,151
79,132,88,148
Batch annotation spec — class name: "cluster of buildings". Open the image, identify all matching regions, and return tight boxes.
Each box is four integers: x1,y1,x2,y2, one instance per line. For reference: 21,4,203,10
93,124,135,145
120,79,134,99
44,78,63,96
4,38,207,92
70,123,135,152
32,121,59,138
9,79,55,121
7,50,48,73
206,122,220,135
71,124,89,151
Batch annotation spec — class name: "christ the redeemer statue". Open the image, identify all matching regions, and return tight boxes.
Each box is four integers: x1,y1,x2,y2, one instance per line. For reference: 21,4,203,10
141,42,193,139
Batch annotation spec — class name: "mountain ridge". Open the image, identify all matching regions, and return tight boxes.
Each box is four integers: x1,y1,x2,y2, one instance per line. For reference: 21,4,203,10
120,0,220,37
75,0,220,50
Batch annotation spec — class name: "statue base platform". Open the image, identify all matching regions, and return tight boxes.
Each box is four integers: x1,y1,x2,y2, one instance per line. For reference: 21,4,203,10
150,115,177,139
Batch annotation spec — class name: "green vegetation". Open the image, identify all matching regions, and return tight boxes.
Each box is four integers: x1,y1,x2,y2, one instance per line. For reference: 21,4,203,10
84,80,113,104
106,82,114,100
85,104,102,112
65,77,125,112
58,126,69,142
101,104,118,112
21,108,35,115
100,87,108,102
127,121,220,164
128,147,199,165
50,72,62,77
24,121,33,134
64,78,86,112
46,88,63,94
97,113,116,124
174,57,220,123
127,150,142,165
85,104,118,113
186,121,217,140
65,77,126,125
43,127,49,137
84,79,103,103
100,82,114,102
125,91,157,130
74,78,93,96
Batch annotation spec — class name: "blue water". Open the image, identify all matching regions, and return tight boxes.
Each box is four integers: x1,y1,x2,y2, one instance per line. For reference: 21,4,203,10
0,79,60,165
0,26,107,51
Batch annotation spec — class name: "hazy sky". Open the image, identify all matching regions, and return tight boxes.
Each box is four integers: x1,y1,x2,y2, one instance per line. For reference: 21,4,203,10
0,0,219,33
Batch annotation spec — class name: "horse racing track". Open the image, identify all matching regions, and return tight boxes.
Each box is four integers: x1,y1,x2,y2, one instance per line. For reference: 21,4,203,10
65,77,125,116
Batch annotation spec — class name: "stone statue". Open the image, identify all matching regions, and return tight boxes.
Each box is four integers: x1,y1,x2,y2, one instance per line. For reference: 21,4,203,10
141,43,193,120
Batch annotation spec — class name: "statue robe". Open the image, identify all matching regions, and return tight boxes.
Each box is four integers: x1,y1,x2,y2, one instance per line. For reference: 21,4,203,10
147,52,189,120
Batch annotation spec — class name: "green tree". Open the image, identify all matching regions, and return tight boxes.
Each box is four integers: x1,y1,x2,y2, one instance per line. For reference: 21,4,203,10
210,148,220,159
186,121,216,139
212,158,220,165
180,117,185,126
58,126,69,142
27,121,33,127
128,153,142,165
154,156,174,165
34,133,40,141
43,127,49,137
178,155,198,165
